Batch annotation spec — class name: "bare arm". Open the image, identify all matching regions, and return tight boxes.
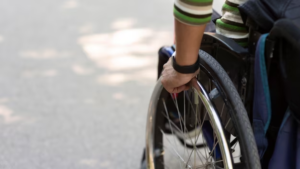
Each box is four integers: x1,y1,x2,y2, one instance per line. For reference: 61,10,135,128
174,19,206,66
161,0,212,93
161,20,206,93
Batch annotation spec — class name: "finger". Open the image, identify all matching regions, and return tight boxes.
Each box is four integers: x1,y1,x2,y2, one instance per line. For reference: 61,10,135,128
173,85,189,93
183,85,190,91
165,86,174,93
161,77,173,93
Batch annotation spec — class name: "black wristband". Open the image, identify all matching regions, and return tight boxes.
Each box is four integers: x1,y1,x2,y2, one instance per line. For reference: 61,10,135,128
172,52,200,74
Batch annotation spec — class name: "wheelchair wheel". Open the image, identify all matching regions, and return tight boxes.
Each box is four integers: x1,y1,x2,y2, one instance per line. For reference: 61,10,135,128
146,50,261,169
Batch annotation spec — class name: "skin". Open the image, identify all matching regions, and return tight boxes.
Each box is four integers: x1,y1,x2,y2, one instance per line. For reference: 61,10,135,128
161,19,206,93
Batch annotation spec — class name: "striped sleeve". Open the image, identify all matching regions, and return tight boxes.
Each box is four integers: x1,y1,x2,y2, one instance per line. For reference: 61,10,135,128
216,0,249,47
173,0,213,26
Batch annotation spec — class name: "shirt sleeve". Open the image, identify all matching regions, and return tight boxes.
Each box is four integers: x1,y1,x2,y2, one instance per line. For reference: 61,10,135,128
174,0,213,26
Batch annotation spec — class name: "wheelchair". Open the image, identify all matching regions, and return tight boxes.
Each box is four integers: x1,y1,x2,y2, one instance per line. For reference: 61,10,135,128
144,18,300,169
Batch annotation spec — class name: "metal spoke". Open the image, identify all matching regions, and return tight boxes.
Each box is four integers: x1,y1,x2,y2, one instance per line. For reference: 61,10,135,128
160,129,186,166
158,78,237,169
183,91,188,159
202,133,209,162
185,92,201,127
194,99,198,168
209,79,212,92
193,112,210,162
206,121,219,161
170,93,184,133
162,99,176,136
225,118,231,129
169,93,195,149
172,93,189,161
194,155,241,169
161,112,183,134
185,94,210,165
162,99,184,169
164,92,208,166
210,140,219,158
195,159,224,169
161,111,199,167
161,110,206,162
220,103,225,119
184,135,206,166
185,119,208,166
185,120,209,164
185,94,206,152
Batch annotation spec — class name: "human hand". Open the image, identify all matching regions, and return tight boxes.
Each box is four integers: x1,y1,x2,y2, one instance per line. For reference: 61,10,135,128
161,57,200,93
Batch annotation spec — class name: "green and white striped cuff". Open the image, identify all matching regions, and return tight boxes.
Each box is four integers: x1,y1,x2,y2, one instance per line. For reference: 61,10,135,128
173,0,213,26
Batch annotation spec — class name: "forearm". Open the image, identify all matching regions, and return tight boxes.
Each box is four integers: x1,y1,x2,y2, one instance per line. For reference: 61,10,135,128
175,19,206,66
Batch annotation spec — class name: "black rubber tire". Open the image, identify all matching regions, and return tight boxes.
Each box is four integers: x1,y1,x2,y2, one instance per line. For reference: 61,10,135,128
198,50,261,169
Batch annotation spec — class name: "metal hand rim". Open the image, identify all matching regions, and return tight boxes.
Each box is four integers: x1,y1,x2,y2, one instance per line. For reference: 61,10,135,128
146,78,233,169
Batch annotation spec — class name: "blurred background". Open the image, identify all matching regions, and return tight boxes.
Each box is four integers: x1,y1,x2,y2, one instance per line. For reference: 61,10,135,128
0,0,223,168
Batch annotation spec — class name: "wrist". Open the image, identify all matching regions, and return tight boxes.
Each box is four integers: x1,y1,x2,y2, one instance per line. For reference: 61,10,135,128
172,52,199,74
175,54,198,66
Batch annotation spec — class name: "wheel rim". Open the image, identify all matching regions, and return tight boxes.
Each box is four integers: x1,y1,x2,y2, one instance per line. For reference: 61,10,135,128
192,79,233,169
146,77,239,169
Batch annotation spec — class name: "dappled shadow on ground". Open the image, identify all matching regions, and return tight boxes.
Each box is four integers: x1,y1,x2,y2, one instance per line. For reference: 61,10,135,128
0,0,174,168
78,18,172,86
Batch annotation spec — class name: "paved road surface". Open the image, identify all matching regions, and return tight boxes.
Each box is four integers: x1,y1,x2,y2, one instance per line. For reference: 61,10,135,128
0,0,223,168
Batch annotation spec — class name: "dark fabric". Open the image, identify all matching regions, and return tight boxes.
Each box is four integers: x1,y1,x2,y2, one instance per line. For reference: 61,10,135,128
205,10,221,32
268,110,297,169
262,48,288,167
265,19,300,168
268,19,300,123
253,34,270,158
239,0,300,32
297,124,300,169
253,119,268,158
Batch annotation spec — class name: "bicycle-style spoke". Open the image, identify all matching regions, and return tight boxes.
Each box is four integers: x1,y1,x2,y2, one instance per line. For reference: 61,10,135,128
170,93,184,133
220,103,225,119
148,51,259,169
162,138,194,169
160,129,187,166
160,110,206,162
168,93,196,152
194,98,198,168
193,112,210,163
208,120,220,159
185,92,201,127
161,110,203,153
202,133,209,161
162,99,176,137
162,99,184,169
185,123,209,164
225,118,231,129
161,80,232,169
171,92,190,161
194,155,241,169
188,94,210,165
182,91,189,160
161,112,184,135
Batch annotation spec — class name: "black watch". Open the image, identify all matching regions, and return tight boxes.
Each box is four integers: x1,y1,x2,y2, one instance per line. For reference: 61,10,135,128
172,52,200,74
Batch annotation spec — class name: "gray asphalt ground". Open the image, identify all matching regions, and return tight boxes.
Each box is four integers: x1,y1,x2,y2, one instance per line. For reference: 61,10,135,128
0,0,223,168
